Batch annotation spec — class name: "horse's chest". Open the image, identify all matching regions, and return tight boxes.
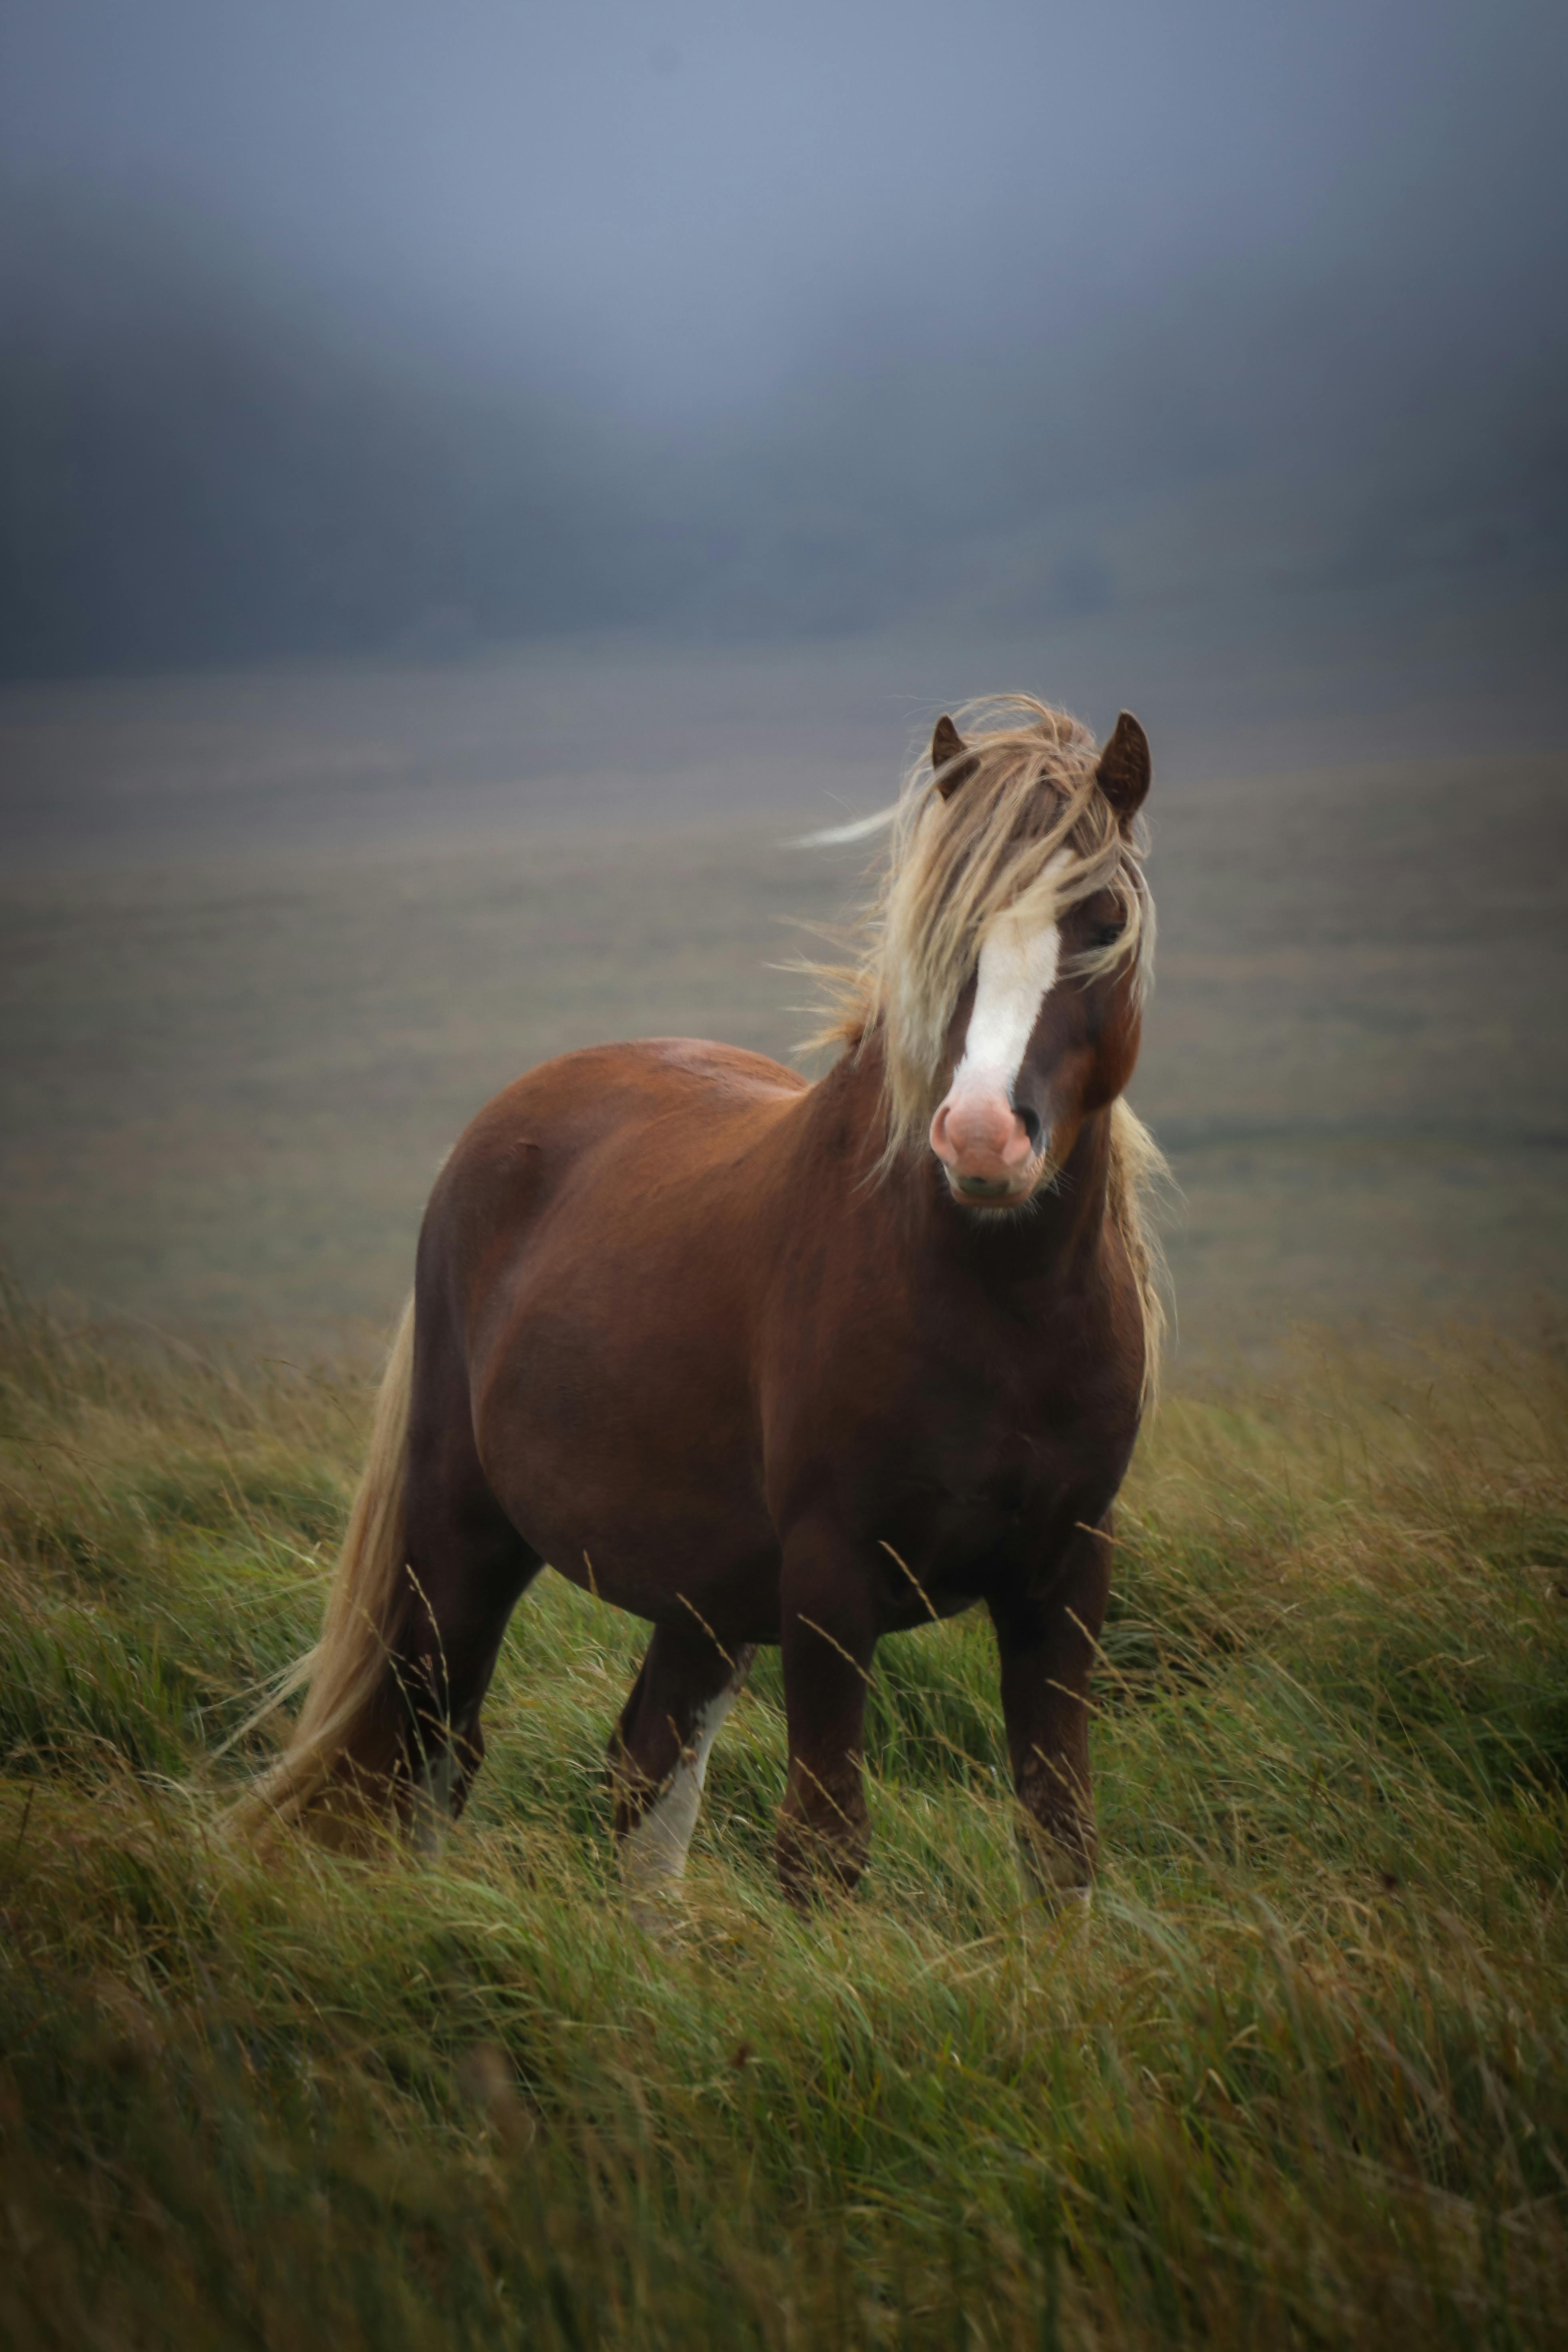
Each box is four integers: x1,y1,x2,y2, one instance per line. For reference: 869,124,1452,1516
875,1406,1120,1609
931,1438,1073,1553
766,1253,1140,1597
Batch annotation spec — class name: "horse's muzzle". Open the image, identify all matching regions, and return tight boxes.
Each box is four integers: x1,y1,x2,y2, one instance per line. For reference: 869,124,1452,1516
930,1088,1042,1206
941,1164,1041,1207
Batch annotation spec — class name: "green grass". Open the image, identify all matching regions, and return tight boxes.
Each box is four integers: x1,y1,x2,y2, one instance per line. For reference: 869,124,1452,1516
3,1280,1568,2347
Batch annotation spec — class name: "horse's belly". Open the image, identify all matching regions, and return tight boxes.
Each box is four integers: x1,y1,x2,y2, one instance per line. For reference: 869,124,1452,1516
470,1249,779,1638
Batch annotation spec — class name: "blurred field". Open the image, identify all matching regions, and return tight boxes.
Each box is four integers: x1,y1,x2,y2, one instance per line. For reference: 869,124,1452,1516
4,1285,1568,2347
1,650,1564,1360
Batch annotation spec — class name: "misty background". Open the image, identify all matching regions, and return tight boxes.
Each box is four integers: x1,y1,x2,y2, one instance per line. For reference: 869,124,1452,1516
2,0,1564,699
2,0,1566,1356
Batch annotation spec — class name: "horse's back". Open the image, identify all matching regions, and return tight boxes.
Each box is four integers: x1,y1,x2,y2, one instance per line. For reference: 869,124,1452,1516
465,1035,799,1164
424,1035,809,1297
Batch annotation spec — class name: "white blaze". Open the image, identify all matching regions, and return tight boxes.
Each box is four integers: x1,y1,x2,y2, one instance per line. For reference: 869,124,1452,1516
950,897,1062,1108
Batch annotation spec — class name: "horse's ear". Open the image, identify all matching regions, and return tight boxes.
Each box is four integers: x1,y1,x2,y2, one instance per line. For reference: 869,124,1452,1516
1096,712,1151,826
931,715,977,799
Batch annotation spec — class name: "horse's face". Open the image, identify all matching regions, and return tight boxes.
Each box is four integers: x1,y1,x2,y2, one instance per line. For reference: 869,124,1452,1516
929,884,1143,1207
916,708,1151,1208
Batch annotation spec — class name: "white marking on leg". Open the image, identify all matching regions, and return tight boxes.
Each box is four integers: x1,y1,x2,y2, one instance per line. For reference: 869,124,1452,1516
411,1749,456,1859
621,1681,742,1899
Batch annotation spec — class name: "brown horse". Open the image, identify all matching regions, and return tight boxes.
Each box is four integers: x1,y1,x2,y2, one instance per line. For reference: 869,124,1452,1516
243,696,1166,1909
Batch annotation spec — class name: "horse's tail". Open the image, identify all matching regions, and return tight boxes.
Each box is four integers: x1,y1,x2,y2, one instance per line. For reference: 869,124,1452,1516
231,1296,416,1843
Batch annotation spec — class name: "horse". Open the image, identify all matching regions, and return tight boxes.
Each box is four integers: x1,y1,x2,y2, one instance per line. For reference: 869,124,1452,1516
241,695,1166,1910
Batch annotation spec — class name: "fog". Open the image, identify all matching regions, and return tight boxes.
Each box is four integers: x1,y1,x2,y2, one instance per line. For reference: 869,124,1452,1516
2,0,1565,694
3,2,1567,1351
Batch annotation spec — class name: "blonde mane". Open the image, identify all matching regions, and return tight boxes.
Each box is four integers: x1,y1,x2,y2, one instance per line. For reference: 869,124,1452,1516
811,693,1168,1397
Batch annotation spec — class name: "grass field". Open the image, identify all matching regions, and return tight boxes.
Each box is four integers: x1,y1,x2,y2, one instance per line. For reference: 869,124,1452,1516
4,1282,1567,2347
3,649,1567,2341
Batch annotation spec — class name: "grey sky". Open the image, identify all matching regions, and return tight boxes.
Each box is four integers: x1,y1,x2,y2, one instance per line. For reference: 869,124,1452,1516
1,1,1564,680
4,0,1563,407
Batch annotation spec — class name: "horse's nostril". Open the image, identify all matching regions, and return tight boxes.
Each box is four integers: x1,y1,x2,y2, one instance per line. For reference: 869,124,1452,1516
1012,1102,1042,1152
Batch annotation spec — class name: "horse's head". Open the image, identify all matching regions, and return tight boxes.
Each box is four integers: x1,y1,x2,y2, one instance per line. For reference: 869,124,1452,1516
928,712,1151,1210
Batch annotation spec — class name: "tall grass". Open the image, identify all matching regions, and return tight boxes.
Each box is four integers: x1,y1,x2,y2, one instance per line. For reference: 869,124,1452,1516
2,1278,1566,2347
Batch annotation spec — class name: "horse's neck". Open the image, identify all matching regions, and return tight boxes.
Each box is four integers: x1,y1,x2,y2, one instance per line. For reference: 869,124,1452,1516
804,1033,1118,1282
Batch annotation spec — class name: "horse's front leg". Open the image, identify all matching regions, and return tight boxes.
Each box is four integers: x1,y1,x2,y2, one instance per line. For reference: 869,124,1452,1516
776,1532,878,1906
610,1620,756,1902
989,1516,1114,1907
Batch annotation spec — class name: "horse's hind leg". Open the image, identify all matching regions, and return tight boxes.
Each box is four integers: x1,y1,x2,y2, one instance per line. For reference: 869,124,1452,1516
609,1620,755,1899
396,1414,542,1848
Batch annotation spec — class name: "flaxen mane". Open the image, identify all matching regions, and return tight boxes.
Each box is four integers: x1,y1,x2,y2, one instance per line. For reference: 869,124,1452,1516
810,694,1168,1394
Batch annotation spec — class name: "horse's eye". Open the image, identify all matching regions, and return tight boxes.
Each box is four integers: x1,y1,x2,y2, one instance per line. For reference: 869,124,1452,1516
1089,921,1126,950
